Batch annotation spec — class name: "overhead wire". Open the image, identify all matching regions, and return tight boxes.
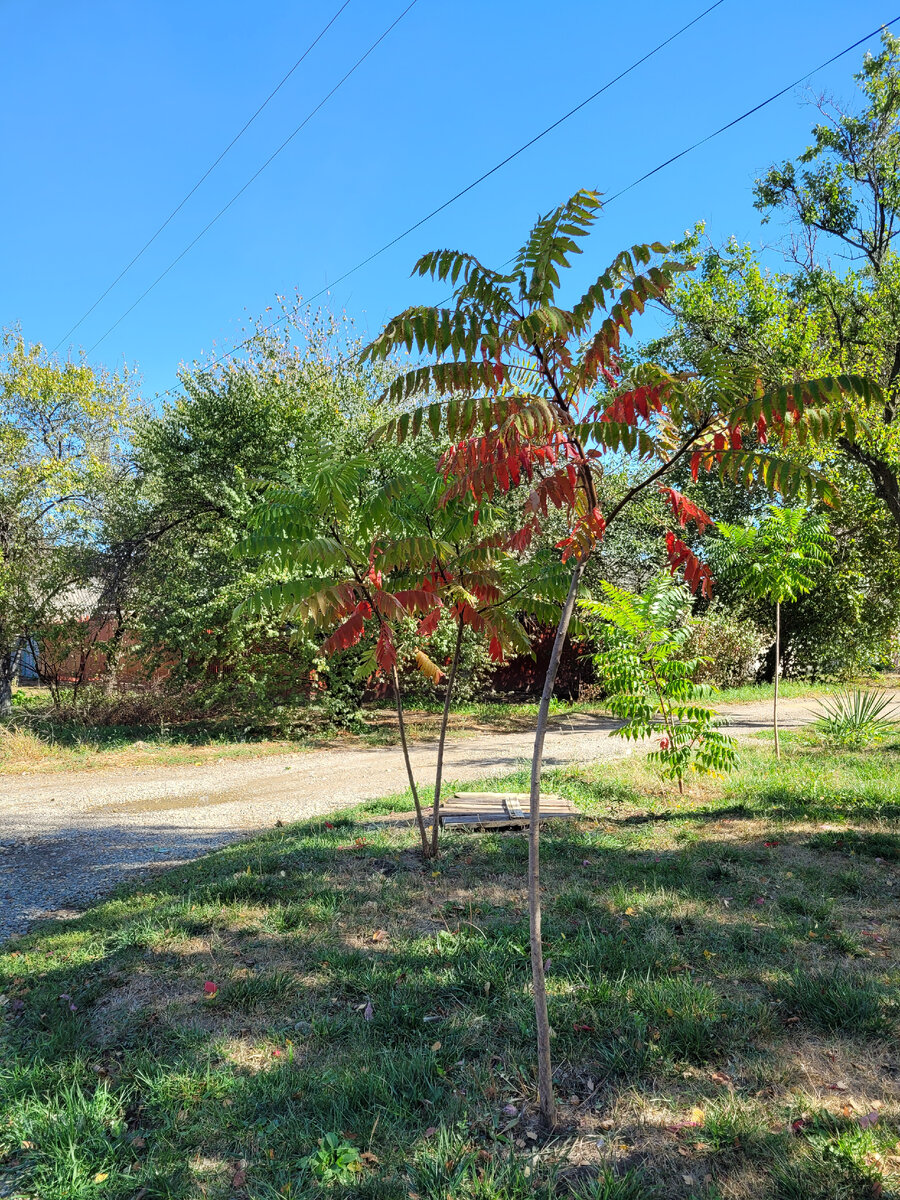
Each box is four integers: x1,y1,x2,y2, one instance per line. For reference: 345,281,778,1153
145,0,733,397
103,10,899,399
52,0,354,353
84,0,421,355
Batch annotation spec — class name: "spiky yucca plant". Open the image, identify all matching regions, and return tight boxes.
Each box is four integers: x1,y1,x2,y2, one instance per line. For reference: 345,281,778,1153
814,688,900,749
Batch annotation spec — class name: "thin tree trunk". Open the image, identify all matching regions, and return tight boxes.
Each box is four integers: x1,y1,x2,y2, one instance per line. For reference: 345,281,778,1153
529,559,586,1129
0,642,23,717
773,601,781,760
0,660,12,717
430,618,464,857
392,664,431,857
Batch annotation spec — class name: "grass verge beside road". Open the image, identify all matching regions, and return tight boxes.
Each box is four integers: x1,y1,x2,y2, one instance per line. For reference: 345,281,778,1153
0,679,869,774
1,736,898,1198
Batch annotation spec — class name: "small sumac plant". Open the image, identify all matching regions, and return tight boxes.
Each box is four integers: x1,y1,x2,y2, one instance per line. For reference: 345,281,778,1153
710,505,833,758
583,576,737,793
235,456,565,856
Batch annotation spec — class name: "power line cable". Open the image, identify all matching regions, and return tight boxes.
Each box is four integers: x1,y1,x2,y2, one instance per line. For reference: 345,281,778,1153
151,10,898,404
604,17,900,203
52,0,353,353
144,0,730,396
85,0,421,355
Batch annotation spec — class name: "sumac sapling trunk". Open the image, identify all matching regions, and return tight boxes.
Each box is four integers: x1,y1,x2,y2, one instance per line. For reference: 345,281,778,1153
528,558,586,1129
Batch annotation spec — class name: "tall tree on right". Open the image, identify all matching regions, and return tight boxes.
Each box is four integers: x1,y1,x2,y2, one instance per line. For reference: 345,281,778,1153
754,29,900,539
711,506,833,758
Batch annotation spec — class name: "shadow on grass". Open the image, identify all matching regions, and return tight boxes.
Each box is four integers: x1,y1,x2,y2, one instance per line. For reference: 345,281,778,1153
1,799,898,1199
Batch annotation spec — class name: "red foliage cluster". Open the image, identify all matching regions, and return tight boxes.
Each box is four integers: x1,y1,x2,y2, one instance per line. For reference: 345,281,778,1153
665,533,713,598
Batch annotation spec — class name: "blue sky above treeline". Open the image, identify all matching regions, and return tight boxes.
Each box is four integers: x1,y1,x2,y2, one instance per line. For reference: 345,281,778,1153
0,0,890,399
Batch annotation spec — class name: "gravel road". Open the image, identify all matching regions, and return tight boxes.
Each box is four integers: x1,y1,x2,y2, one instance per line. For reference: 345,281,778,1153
0,694,855,942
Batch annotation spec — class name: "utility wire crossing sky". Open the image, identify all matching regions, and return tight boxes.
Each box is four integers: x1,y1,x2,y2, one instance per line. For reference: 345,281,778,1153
0,0,891,396
149,10,900,404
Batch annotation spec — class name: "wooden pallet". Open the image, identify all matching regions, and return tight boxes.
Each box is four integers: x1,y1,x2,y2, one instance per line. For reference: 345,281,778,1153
440,791,578,829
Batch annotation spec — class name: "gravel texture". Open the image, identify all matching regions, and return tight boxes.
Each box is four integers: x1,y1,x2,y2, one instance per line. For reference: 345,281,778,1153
0,696,846,943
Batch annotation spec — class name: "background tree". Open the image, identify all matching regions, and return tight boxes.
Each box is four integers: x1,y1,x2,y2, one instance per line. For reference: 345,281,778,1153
0,329,135,714
646,237,900,678
119,308,401,723
710,506,833,758
361,189,875,1125
754,29,900,537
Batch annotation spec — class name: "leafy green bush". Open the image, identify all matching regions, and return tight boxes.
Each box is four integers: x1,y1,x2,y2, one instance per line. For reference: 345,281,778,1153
684,601,766,687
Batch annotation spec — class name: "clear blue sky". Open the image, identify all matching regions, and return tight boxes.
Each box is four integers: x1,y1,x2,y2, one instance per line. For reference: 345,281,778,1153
0,0,893,400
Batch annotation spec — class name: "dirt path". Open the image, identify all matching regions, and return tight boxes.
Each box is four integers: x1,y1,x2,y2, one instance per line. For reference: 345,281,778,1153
0,694,855,942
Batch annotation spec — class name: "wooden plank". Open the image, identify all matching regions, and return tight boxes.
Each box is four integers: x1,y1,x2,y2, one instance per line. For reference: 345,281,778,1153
440,791,578,829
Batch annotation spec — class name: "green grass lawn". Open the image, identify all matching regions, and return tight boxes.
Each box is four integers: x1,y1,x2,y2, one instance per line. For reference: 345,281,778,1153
2,738,899,1199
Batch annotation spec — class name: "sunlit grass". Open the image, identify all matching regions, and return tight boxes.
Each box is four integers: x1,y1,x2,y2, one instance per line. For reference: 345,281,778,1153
1,740,898,1198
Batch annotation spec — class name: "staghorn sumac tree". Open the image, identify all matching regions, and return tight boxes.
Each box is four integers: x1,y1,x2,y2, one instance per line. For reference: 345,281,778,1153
360,188,879,1126
235,455,568,857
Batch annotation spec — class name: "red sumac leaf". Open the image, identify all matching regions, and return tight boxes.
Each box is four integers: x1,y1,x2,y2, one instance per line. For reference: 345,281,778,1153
321,601,370,657
665,533,713,597
659,487,713,532
417,607,442,638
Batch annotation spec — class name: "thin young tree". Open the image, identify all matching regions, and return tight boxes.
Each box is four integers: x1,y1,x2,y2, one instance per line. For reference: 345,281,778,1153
360,189,876,1125
711,505,833,758
235,456,564,856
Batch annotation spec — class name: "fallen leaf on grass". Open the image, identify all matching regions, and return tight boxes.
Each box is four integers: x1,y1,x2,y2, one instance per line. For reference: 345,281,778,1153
203,981,218,996
430,1041,441,1052
860,1111,879,1129
363,1001,374,1021
93,1173,109,1183
232,1168,247,1187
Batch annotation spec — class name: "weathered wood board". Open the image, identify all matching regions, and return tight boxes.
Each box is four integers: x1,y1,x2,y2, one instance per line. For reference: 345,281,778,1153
440,791,578,829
